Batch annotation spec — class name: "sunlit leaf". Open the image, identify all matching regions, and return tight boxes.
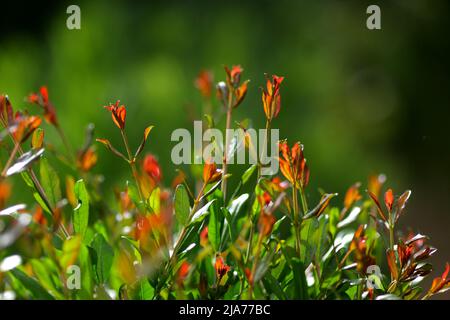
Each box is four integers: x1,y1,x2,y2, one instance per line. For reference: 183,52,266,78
73,179,89,240
174,184,190,226
337,207,361,229
242,164,257,185
18,171,51,221
204,114,214,129
148,187,160,214
5,148,44,177
126,181,142,208
0,255,22,272
395,189,412,223
31,128,44,149
29,259,64,299
0,204,26,217
59,235,82,271
0,214,32,250
376,294,401,300
10,268,54,300
190,199,215,224
227,193,249,216
201,180,222,201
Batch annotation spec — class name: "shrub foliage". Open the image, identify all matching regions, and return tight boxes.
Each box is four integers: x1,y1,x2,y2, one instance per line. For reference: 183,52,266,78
0,66,448,300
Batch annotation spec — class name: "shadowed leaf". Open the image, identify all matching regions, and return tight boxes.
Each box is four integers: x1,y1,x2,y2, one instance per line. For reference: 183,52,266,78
40,157,61,208
90,233,114,284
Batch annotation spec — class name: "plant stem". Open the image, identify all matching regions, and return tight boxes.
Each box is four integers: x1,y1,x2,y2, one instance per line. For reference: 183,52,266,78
292,185,302,258
388,209,395,251
221,90,233,201
155,182,206,298
167,183,206,271
1,140,21,177
120,129,144,201
0,124,69,238
257,119,271,178
247,120,271,263
299,187,309,214
56,125,75,163
389,223,395,251
248,232,263,299
28,169,70,238
245,217,254,263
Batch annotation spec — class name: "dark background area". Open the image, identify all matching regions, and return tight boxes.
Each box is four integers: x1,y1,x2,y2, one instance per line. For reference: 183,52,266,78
1,0,449,298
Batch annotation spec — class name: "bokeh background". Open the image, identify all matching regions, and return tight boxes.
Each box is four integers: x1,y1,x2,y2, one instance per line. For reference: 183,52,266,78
1,0,449,298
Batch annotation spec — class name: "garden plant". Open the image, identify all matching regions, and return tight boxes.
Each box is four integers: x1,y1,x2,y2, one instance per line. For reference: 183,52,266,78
0,66,448,300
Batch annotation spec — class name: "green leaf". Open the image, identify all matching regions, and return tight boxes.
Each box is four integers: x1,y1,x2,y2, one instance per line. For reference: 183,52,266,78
204,114,215,128
77,244,94,299
10,268,54,300
376,294,401,300
263,273,288,300
174,184,190,226
327,207,340,238
126,181,145,212
272,215,287,234
21,171,52,220
253,248,276,283
30,259,64,299
242,164,257,185
5,148,44,176
337,207,361,229
208,200,221,252
148,187,160,213
73,179,89,239
221,207,236,246
39,157,61,208
129,279,154,300
310,214,329,263
59,235,82,270
201,180,222,201
190,199,215,224
291,258,308,300
90,234,114,284
227,193,249,216
31,128,45,149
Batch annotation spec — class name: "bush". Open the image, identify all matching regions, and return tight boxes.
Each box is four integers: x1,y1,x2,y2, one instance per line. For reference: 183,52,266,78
0,66,448,300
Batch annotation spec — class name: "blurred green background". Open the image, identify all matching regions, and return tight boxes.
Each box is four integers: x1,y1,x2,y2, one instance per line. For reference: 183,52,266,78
1,0,449,297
